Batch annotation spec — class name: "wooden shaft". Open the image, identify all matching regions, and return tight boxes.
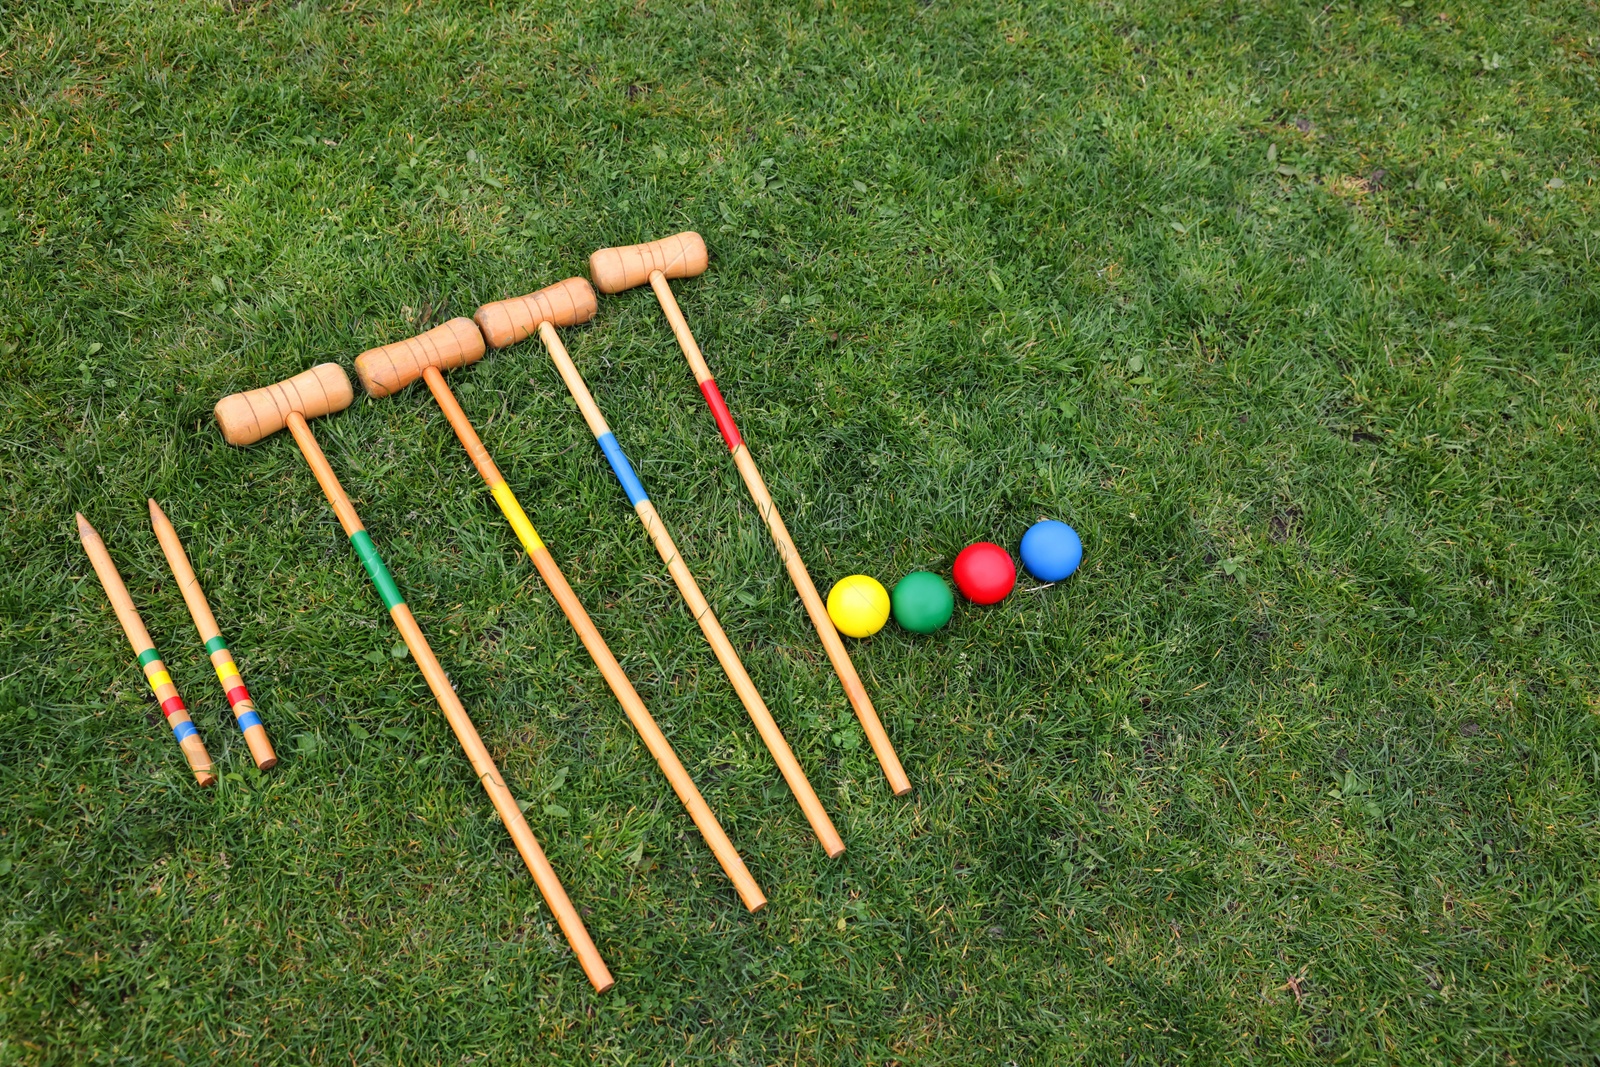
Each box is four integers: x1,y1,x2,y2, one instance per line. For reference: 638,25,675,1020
387,602,614,991
727,448,910,793
647,272,912,796
286,414,365,536
422,366,506,485
283,411,614,992
537,322,845,858
538,322,614,442
635,498,845,857
421,365,767,911
147,499,277,771
76,513,215,786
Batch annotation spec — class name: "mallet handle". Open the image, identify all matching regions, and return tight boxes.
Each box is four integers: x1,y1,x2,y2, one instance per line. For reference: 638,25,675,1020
76,513,215,786
537,322,845,858
283,412,614,993
148,499,277,771
648,272,912,796
421,365,768,912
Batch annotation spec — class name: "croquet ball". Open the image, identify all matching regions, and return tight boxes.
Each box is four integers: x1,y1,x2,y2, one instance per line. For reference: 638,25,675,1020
827,574,891,638
952,542,1016,605
891,571,954,634
1020,520,1083,582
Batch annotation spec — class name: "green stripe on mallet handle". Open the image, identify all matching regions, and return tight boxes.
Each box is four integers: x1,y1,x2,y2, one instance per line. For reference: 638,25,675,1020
214,363,613,993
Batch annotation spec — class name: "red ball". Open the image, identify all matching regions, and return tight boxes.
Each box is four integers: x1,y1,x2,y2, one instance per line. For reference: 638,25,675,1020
952,542,1016,605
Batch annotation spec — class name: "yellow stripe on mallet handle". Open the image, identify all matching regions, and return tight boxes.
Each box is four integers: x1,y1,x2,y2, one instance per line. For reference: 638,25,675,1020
214,363,613,992
75,512,216,786
147,498,277,770
592,232,912,797
477,279,845,859
354,299,767,913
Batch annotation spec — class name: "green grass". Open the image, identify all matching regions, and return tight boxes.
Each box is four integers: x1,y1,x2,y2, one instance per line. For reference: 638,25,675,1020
3,0,1599,1061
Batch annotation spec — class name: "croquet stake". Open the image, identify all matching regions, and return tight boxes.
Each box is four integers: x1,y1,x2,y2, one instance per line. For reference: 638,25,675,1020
76,512,216,786
148,498,277,770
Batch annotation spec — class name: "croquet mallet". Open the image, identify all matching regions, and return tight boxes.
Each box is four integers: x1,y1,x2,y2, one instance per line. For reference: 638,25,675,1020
76,512,216,786
353,299,767,912
214,363,613,992
148,498,277,770
475,278,845,858
591,233,911,796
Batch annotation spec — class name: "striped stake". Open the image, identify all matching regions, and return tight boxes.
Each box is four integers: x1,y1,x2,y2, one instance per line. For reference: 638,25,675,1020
590,233,911,797
76,512,216,786
148,499,277,770
214,363,614,993
353,303,767,912
476,279,845,859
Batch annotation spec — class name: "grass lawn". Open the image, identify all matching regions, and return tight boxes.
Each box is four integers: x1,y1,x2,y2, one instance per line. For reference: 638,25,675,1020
4,0,1600,1061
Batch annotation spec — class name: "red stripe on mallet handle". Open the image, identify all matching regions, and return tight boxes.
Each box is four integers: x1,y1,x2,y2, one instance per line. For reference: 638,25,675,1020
591,233,912,797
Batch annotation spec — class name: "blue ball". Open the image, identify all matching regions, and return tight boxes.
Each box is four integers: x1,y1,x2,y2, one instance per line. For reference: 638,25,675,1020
1020,520,1083,582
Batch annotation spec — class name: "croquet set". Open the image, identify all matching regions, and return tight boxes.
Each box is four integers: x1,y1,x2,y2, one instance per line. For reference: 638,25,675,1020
76,232,1083,993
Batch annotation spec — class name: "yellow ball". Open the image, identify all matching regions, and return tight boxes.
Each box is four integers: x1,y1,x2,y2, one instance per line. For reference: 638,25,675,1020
826,574,891,638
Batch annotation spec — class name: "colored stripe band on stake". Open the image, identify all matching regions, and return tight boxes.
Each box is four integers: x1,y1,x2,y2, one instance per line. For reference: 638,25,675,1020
596,432,649,506
205,636,229,655
489,481,547,553
172,720,198,741
226,685,251,707
215,663,241,686
137,648,161,667
161,695,186,716
349,531,405,611
698,379,744,452
147,670,173,690
236,711,263,731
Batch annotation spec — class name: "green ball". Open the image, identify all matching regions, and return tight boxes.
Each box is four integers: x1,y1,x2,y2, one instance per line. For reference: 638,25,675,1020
892,571,954,634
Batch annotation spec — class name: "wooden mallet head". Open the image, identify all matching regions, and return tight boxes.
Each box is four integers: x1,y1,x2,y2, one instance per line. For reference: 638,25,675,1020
214,363,354,445
354,317,486,398
589,232,708,294
473,277,598,351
